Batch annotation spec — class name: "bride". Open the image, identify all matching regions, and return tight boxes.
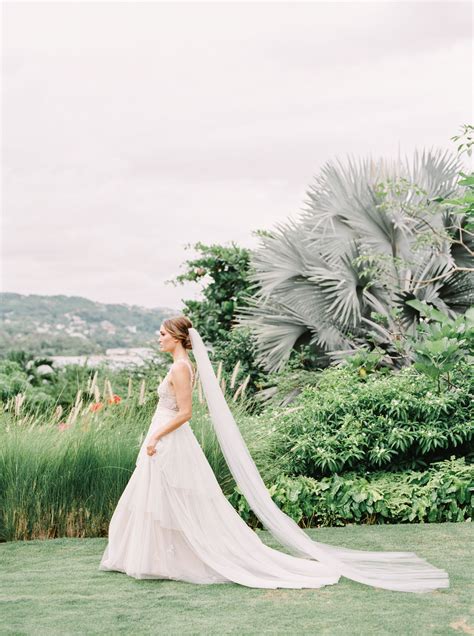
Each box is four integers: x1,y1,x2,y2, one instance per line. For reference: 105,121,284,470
99,315,449,592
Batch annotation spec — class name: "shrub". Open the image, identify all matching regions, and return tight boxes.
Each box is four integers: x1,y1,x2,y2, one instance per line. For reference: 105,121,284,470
228,457,474,528
407,302,474,392
0,361,30,400
261,364,473,478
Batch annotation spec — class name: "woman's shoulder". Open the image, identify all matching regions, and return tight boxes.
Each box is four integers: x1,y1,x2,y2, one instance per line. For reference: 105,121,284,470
171,357,194,370
170,358,195,380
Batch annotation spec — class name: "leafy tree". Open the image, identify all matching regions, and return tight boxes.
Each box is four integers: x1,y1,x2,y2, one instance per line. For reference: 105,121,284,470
168,242,256,341
168,242,266,394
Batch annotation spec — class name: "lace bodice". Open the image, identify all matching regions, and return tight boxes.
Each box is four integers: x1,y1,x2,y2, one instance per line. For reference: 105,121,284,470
157,358,195,411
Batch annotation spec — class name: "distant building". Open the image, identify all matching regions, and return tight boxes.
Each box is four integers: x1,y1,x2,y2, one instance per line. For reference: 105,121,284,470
51,347,159,370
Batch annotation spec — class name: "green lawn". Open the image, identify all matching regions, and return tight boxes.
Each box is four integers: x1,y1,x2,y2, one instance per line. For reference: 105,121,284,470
1,524,473,635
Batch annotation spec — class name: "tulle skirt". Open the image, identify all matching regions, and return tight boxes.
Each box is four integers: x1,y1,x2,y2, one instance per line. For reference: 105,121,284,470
98,405,341,589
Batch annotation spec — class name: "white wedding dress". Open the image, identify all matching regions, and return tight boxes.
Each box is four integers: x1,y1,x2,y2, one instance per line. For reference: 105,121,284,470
99,359,341,588
99,338,449,593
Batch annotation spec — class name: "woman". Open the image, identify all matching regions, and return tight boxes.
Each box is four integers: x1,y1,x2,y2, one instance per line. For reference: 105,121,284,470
99,316,449,592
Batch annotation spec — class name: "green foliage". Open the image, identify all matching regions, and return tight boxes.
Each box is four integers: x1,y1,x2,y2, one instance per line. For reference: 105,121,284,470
253,346,388,410
2,334,472,541
0,356,170,417
0,361,31,400
4,351,56,387
211,326,267,403
169,241,267,395
413,337,464,389
253,367,323,410
169,241,256,342
450,123,473,158
261,365,473,478
338,347,388,379
439,171,474,231
407,301,474,392
228,457,474,528
0,387,264,540
0,407,152,541
442,123,473,234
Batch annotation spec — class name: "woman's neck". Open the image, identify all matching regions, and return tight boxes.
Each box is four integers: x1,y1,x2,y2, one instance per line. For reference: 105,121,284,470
172,350,188,362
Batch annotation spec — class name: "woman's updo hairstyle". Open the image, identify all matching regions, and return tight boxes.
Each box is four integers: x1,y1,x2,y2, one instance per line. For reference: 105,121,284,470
163,315,193,350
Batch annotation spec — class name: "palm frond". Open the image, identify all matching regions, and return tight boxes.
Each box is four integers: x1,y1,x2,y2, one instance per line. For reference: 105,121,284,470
238,148,471,370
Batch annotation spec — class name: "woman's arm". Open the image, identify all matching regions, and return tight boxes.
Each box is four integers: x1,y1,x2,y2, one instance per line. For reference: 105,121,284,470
146,363,193,455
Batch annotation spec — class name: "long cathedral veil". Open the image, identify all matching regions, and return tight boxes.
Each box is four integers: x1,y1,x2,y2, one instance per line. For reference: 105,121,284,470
188,327,449,593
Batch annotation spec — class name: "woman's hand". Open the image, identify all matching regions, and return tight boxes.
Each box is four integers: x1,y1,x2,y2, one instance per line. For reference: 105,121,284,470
146,434,162,456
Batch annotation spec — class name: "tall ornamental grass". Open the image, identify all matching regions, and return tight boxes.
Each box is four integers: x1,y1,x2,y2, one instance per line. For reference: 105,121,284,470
0,401,152,541
0,392,269,542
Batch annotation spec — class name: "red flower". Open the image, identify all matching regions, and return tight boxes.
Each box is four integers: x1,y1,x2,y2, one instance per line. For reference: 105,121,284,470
108,394,122,405
90,402,104,412
58,422,70,431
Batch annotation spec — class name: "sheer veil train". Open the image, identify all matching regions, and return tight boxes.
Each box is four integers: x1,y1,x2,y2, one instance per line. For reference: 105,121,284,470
188,327,449,593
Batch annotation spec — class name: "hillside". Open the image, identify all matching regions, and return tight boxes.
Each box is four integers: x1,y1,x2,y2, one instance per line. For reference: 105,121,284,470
0,293,177,356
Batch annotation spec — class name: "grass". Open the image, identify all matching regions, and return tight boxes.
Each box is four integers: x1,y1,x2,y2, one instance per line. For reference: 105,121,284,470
0,396,267,541
1,523,473,635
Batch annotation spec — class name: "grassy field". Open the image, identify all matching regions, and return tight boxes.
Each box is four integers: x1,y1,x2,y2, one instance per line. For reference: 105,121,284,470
1,523,473,635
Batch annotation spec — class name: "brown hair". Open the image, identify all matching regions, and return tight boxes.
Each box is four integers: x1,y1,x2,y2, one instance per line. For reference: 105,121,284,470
162,315,193,350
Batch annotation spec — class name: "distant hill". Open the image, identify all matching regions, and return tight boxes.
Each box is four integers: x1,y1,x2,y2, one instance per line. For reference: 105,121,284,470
0,293,178,356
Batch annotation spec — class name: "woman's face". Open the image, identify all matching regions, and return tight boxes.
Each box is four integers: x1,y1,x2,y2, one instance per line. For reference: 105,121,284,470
157,324,177,353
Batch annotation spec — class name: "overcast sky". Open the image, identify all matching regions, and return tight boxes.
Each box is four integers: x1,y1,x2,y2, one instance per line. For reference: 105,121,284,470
2,1,472,310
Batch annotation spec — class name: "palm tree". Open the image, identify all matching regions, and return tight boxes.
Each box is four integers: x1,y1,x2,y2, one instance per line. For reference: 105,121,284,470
237,149,474,372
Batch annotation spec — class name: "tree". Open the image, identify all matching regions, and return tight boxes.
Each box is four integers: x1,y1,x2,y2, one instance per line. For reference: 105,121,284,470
167,242,266,393
237,147,474,372
167,241,256,341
